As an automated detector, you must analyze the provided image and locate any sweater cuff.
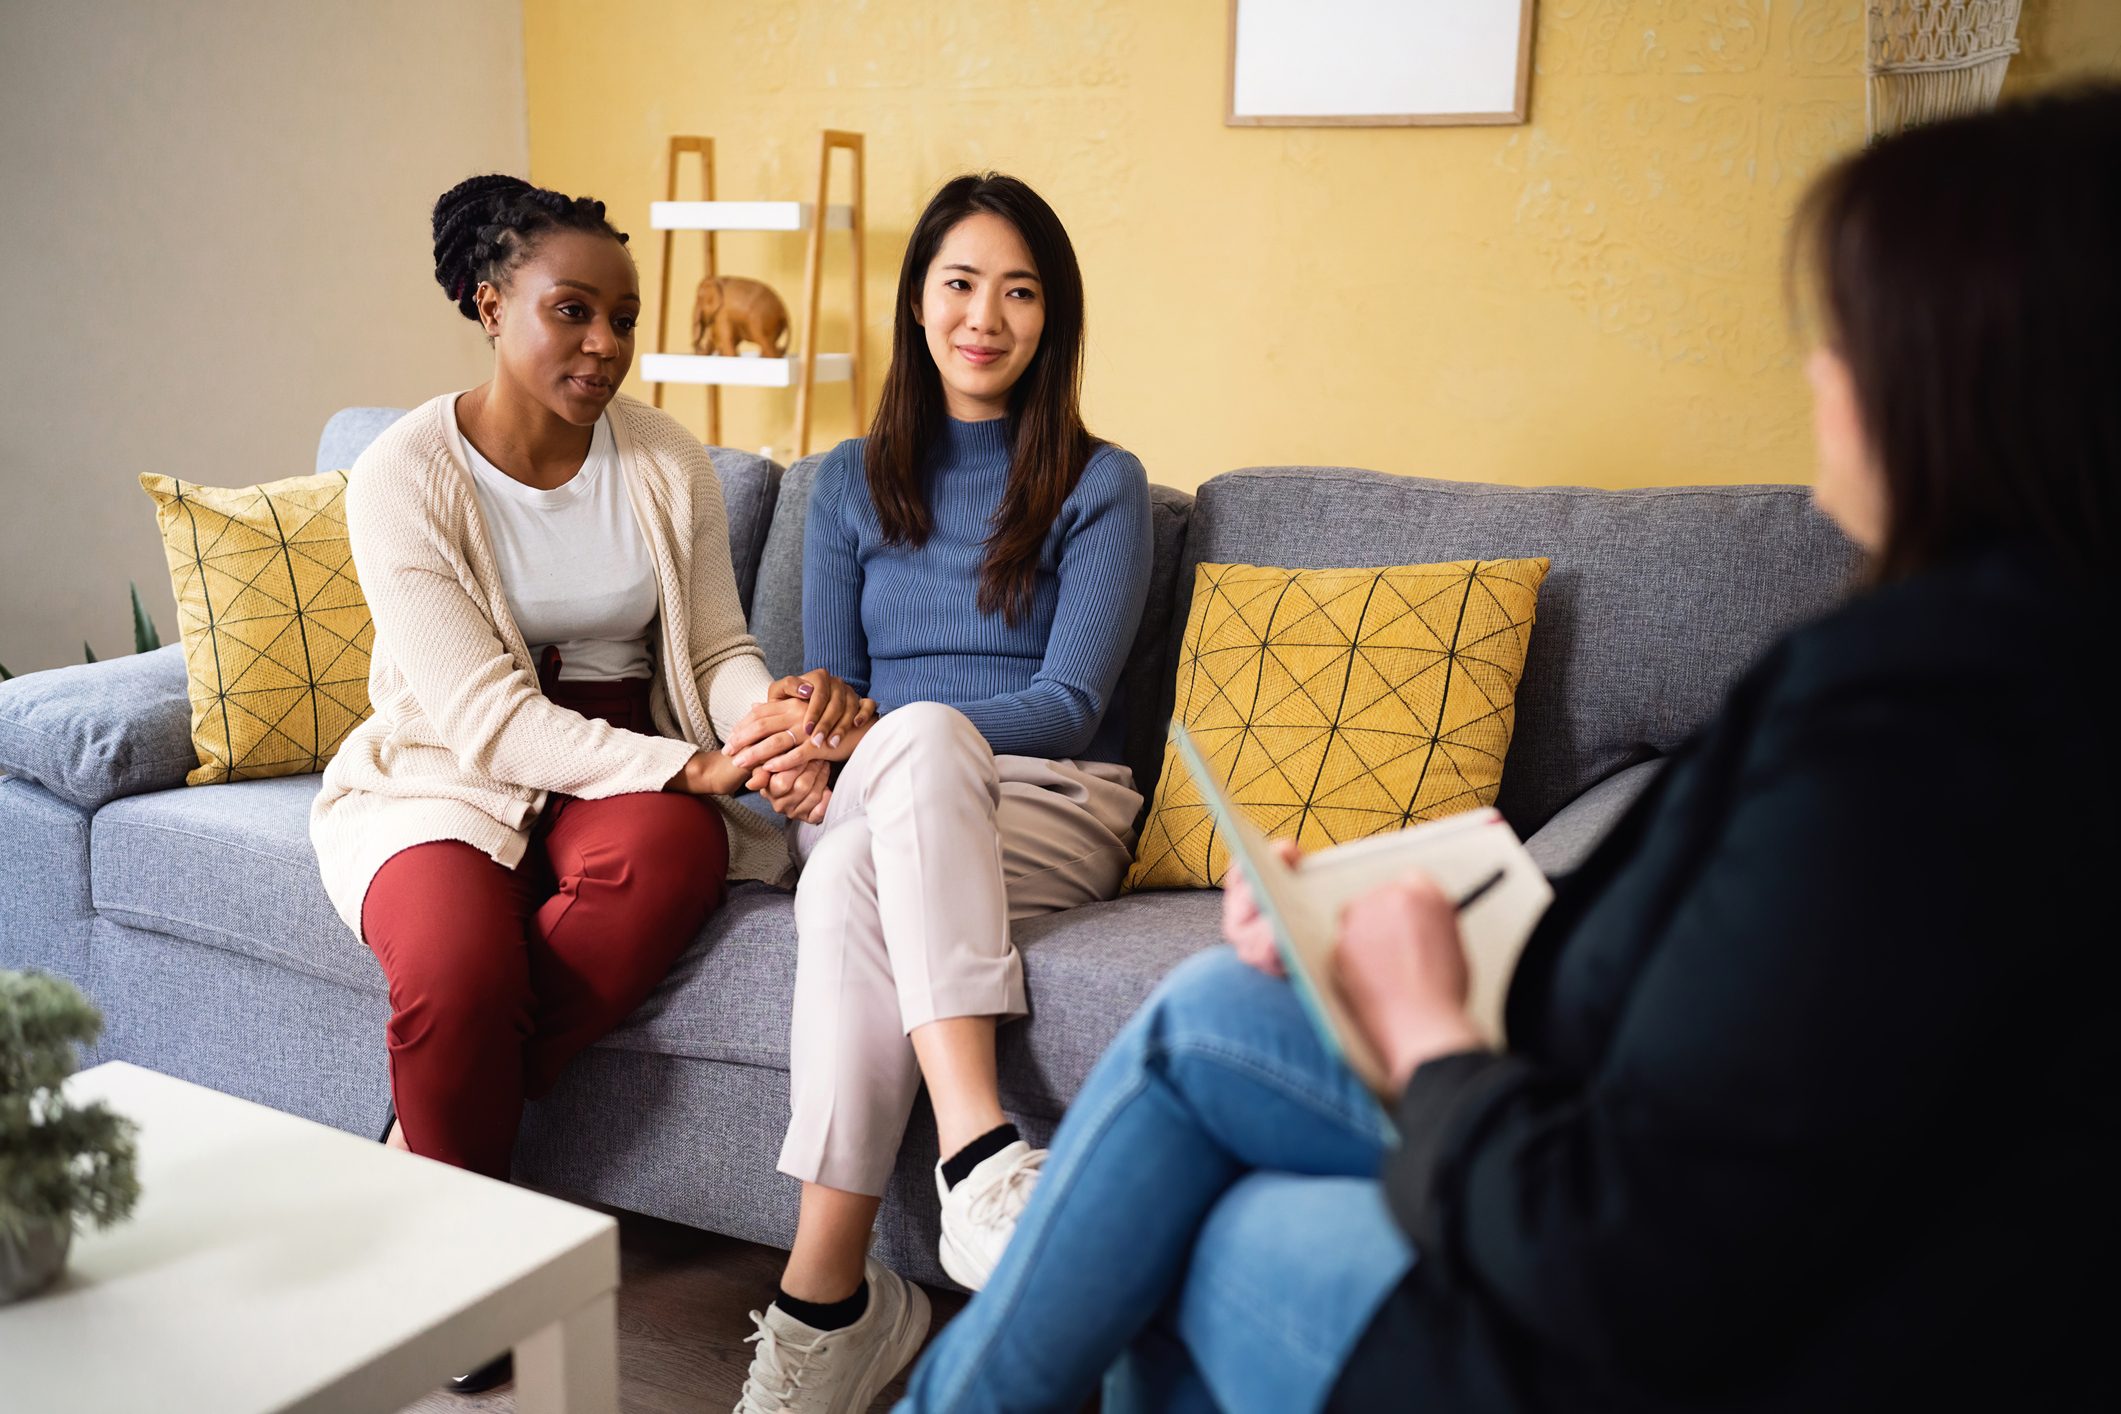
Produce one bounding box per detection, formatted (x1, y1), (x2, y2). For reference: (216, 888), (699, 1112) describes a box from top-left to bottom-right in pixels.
(1386, 1049), (1535, 1256)
(705, 651), (778, 743)
(578, 733), (699, 799)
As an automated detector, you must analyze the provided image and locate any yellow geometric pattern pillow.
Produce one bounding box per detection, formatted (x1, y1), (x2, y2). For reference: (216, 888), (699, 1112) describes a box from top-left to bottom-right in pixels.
(1126, 558), (1550, 891)
(139, 471), (373, 786)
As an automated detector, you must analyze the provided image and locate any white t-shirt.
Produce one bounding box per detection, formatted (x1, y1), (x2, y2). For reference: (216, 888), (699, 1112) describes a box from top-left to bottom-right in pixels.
(462, 415), (658, 682)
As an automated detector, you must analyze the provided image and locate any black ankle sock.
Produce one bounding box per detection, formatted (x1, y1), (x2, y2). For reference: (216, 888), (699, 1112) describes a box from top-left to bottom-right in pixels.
(941, 1122), (1022, 1190)
(776, 1280), (869, 1332)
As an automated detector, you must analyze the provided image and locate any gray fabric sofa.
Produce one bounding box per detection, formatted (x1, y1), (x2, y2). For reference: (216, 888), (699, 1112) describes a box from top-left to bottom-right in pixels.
(0, 408), (1861, 1287)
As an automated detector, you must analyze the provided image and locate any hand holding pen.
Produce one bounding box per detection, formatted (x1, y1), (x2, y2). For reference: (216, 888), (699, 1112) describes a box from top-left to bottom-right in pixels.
(1333, 868), (1491, 1091)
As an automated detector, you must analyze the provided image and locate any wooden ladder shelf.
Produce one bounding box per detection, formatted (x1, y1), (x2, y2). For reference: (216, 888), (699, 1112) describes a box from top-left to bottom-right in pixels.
(643, 131), (866, 459)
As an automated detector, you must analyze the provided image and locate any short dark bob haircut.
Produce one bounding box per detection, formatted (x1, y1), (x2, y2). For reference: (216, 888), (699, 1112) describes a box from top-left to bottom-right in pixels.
(1791, 84), (2118, 590)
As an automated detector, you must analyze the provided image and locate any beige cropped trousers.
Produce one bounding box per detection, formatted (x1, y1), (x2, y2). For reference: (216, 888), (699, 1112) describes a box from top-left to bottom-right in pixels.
(775, 701), (1142, 1196)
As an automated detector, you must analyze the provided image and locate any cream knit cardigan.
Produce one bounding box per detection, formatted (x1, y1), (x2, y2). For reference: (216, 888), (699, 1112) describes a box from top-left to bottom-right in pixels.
(311, 391), (791, 934)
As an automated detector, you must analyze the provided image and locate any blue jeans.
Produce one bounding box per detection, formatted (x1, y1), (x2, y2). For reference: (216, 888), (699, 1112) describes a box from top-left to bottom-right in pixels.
(896, 948), (1416, 1414)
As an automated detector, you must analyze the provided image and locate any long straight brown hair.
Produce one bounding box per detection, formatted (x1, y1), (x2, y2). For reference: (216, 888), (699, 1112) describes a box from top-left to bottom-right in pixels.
(865, 174), (1095, 625)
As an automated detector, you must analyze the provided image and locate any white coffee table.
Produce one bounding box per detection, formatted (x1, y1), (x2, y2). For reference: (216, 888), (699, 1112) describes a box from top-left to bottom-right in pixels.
(0, 1061), (619, 1413)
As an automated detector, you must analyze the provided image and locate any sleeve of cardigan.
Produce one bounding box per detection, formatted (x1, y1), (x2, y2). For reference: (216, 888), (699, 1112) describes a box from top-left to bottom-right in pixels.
(945, 446), (1153, 759)
(345, 451), (696, 797)
(679, 445), (776, 745)
(800, 442), (872, 698)
(1376, 663), (2059, 1387)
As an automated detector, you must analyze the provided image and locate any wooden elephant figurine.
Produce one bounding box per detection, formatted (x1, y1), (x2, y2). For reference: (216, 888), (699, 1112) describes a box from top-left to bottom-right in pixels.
(692, 275), (791, 358)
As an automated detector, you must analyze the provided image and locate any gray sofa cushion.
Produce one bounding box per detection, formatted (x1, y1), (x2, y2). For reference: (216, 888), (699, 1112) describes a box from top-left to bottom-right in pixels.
(751, 451), (825, 680)
(88, 767), (1224, 1119)
(1118, 486), (1197, 803)
(89, 915), (389, 1132)
(0, 779), (96, 989)
(0, 646), (195, 810)
(748, 449), (1196, 798)
(1522, 758), (1664, 877)
(90, 775), (369, 991)
(1165, 468), (1863, 833)
(707, 448), (783, 619)
(1003, 890), (1223, 1108)
(617, 883), (1224, 1115)
(315, 407), (409, 474)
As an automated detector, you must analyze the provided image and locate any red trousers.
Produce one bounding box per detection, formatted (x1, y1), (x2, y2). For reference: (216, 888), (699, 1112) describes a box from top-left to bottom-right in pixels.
(361, 674), (728, 1177)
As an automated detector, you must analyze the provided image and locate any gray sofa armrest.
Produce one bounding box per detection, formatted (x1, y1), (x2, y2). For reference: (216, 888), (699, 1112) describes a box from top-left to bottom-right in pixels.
(0, 777), (95, 990)
(0, 645), (196, 809)
(1523, 757), (1665, 877)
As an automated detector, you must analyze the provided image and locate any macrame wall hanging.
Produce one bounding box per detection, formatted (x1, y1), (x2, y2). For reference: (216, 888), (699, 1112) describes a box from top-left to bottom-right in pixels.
(1866, 1), (2024, 139)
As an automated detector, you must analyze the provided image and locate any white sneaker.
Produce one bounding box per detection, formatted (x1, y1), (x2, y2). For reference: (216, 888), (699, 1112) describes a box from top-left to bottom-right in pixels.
(734, 1258), (931, 1414)
(936, 1139), (1047, 1291)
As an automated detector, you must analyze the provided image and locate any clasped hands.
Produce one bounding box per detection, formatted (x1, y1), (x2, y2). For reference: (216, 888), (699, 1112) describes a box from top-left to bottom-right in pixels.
(664, 670), (874, 822)
(724, 670), (877, 824)
(1223, 839), (1486, 1091)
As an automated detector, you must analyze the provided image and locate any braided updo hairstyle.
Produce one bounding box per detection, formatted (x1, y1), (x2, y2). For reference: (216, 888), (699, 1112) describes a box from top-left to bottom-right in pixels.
(432, 174), (630, 322)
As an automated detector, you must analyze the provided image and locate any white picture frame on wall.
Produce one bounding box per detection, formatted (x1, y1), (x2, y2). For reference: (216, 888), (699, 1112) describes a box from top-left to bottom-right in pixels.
(1227, 0), (1535, 128)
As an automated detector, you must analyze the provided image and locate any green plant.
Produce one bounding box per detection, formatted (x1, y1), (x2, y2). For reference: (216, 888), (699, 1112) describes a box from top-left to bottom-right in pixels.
(0, 582), (161, 682)
(0, 970), (139, 1243)
(131, 582), (163, 654)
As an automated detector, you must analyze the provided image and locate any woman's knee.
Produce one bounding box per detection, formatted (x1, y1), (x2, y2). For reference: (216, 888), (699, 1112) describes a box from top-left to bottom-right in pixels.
(858, 701), (993, 778)
(379, 920), (527, 1030)
(1144, 946), (1278, 1037)
(365, 843), (527, 1001)
(1111, 946), (1322, 1092)
(1180, 1173), (1413, 1360)
(793, 817), (878, 932)
(790, 825), (897, 1018)
(643, 804), (728, 915)
(1196, 1173), (1407, 1280)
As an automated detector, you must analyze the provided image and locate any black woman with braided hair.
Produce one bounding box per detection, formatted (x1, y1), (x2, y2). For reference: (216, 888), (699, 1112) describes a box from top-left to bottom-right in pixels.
(309, 176), (872, 1394)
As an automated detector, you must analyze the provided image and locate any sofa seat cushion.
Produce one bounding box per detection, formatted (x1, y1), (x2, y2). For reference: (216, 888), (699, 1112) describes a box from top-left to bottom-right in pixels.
(91, 775), (376, 991)
(88, 779), (798, 1006)
(1004, 889), (1224, 1109)
(91, 772), (1222, 1114)
(608, 885), (1225, 1116)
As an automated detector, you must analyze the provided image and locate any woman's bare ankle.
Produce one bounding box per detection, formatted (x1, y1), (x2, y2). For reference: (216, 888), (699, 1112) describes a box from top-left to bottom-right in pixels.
(782, 1182), (881, 1303)
(385, 1120), (410, 1152)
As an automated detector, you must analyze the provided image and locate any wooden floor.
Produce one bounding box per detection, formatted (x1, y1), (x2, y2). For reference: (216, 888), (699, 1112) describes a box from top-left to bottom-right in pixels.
(399, 1208), (969, 1414)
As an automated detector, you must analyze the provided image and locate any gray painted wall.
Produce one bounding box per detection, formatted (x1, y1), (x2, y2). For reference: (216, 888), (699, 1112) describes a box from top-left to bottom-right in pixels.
(0, 0), (528, 673)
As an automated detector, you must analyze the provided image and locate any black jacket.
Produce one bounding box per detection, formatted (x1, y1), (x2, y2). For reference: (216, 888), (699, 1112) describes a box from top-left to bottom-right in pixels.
(1331, 546), (2116, 1411)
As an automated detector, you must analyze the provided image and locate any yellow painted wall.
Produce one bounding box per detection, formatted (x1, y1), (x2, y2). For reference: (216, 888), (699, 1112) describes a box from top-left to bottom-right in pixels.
(523, 1), (2119, 492)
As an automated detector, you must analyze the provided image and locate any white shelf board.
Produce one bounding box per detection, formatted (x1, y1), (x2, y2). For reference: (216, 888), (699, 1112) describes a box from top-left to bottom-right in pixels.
(640, 353), (853, 389)
(650, 201), (855, 232)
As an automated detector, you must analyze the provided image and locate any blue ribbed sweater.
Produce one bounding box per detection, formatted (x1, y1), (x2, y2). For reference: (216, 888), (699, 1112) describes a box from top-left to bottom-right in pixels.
(802, 417), (1153, 764)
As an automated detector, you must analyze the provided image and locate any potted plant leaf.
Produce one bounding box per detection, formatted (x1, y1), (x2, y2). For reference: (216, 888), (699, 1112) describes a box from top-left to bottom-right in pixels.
(0, 580), (163, 681)
(0, 970), (139, 1302)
